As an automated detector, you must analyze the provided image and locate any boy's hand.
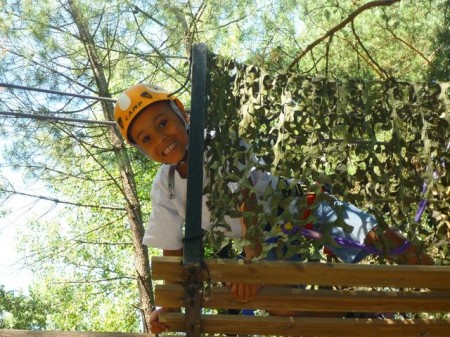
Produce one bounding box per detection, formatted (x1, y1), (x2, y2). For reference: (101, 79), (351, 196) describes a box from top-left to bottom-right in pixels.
(227, 282), (262, 302)
(151, 250), (183, 333)
(149, 307), (169, 334)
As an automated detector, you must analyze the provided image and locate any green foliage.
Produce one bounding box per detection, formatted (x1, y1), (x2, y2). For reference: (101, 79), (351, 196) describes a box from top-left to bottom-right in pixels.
(17, 205), (143, 331)
(0, 286), (49, 329)
(243, 1), (449, 81)
(26, 276), (140, 331)
(205, 54), (450, 262)
(428, 1), (450, 81)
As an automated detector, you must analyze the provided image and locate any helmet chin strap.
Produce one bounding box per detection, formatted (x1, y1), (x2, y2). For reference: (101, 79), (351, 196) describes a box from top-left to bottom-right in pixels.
(168, 148), (188, 199)
(167, 112), (189, 198)
(169, 100), (189, 130)
(176, 148), (189, 167)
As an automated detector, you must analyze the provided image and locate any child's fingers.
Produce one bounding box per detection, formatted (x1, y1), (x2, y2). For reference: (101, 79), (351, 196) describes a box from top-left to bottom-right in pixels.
(242, 284), (254, 301)
(149, 307), (169, 334)
(249, 284), (261, 299)
(229, 282), (262, 302)
(150, 321), (167, 334)
(230, 282), (246, 301)
(229, 282), (237, 297)
(236, 283), (246, 300)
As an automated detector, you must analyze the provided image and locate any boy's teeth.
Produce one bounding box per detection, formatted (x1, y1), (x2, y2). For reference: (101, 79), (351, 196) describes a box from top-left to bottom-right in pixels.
(163, 143), (175, 155)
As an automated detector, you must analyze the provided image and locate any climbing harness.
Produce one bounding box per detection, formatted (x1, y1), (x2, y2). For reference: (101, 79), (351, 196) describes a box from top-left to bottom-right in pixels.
(267, 185), (412, 258)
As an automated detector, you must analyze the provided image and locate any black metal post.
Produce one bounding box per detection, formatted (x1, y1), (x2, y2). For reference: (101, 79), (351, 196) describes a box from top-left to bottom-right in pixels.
(183, 42), (208, 337)
(184, 42), (207, 265)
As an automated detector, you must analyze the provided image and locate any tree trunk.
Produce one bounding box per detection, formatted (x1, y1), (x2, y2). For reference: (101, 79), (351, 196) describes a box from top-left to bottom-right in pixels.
(67, 0), (154, 331)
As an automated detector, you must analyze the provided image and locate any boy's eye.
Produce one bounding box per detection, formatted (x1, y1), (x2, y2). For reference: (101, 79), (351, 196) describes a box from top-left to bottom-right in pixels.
(159, 120), (168, 128)
(142, 135), (151, 144)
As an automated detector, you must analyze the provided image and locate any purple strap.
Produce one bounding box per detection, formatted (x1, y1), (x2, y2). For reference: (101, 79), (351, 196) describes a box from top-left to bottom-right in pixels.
(415, 169), (441, 222)
(298, 227), (411, 256)
(415, 180), (428, 222)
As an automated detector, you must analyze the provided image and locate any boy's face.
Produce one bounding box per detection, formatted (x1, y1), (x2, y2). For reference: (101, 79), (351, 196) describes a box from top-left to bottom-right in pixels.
(129, 101), (189, 164)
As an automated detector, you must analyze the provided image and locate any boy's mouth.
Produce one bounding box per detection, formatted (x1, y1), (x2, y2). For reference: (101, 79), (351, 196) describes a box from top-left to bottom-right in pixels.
(163, 142), (176, 156)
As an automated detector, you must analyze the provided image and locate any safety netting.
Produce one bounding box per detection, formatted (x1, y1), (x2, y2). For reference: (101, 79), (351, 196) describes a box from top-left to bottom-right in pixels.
(204, 53), (449, 261)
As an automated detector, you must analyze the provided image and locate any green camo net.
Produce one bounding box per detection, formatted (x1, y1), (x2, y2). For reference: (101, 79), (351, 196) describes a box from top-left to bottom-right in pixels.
(203, 53), (450, 261)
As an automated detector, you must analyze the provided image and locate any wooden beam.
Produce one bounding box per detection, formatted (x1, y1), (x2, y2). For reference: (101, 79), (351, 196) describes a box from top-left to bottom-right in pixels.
(152, 256), (450, 289)
(0, 331), (148, 337)
(160, 313), (450, 337)
(156, 284), (450, 313)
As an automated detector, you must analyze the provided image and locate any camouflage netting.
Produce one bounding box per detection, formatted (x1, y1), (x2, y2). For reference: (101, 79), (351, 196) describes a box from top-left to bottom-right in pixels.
(203, 54), (450, 262)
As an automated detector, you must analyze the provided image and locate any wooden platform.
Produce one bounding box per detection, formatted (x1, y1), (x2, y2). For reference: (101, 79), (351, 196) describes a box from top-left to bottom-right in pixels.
(152, 256), (450, 337)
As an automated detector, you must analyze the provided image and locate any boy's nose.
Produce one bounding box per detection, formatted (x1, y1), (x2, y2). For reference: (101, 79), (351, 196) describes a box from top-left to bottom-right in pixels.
(157, 133), (168, 144)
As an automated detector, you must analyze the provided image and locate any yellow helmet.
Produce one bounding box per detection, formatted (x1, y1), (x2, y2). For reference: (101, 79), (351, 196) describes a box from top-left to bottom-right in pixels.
(114, 83), (187, 144)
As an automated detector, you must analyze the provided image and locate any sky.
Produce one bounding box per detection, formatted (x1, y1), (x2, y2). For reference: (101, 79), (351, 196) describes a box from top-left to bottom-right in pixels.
(0, 168), (52, 293)
(0, 195), (35, 293)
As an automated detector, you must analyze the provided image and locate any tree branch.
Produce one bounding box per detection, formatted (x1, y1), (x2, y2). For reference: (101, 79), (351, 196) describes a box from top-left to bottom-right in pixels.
(340, 35), (385, 77)
(324, 34), (333, 76)
(351, 20), (388, 78)
(1, 188), (125, 211)
(384, 25), (431, 65)
(288, 0), (402, 71)
(132, 4), (166, 28)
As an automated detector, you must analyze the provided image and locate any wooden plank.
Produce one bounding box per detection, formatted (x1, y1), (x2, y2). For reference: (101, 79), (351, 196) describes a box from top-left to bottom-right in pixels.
(156, 284), (450, 313)
(151, 256), (450, 289)
(151, 256), (184, 282)
(0, 331), (146, 337)
(160, 313), (450, 337)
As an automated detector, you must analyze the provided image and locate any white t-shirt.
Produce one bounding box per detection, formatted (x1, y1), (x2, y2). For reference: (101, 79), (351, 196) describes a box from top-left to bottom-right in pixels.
(143, 164), (245, 250)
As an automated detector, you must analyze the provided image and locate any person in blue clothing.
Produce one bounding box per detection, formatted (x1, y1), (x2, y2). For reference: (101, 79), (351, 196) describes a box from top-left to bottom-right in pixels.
(113, 83), (434, 333)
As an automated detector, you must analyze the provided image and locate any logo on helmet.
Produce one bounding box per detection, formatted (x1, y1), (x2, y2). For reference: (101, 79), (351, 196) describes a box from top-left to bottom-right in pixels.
(125, 100), (143, 122)
(117, 117), (124, 129)
(141, 91), (153, 99)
